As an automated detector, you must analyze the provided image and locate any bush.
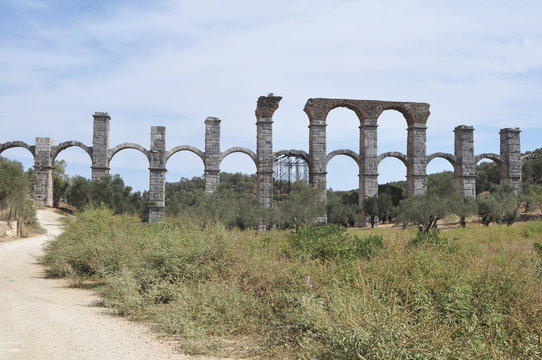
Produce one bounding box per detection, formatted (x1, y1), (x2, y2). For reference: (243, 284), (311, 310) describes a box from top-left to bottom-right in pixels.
(287, 224), (383, 261)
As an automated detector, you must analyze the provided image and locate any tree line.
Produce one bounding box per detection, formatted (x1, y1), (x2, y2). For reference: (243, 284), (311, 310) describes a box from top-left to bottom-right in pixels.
(23, 147), (542, 230)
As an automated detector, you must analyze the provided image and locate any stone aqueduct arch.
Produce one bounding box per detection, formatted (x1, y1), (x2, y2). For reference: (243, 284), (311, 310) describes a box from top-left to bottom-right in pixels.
(0, 96), (533, 223)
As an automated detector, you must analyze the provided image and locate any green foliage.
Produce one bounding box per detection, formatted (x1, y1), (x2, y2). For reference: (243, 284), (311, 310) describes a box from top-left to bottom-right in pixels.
(476, 161), (502, 194)
(0, 157), (37, 230)
(476, 185), (531, 226)
(276, 181), (325, 231)
(287, 224), (383, 261)
(427, 170), (456, 198)
(529, 184), (542, 211)
(396, 194), (452, 232)
(453, 196), (478, 227)
(378, 181), (406, 206)
(362, 196), (379, 228)
(407, 229), (452, 249)
(326, 190), (358, 226)
(522, 148), (542, 185)
(52, 160), (69, 207)
(65, 175), (147, 218)
(165, 175), (259, 229)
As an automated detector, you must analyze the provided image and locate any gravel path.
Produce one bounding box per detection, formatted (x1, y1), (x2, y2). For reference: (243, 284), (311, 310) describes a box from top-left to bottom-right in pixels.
(0, 209), (216, 360)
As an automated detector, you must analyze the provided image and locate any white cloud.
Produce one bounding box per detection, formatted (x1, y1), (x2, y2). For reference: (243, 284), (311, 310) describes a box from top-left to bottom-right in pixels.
(1, 0), (541, 190)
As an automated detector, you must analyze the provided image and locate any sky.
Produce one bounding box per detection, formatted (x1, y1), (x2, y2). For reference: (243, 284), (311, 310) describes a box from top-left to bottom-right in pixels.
(1, 0), (541, 192)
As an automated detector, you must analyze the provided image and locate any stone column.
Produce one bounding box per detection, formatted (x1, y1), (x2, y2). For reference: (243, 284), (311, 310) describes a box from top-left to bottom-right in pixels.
(33, 137), (54, 207)
(148, 126), (166, 222)
(255, 95), (282, 211)
(204, 117), (221, 193)
(454, 125), (476, 197)
(499, 127), (522, 193)
(406, 124), (428, 196)
(91, 112), (111, 180)
(308, 119), (327, 222)
(359, 118), (379, 226)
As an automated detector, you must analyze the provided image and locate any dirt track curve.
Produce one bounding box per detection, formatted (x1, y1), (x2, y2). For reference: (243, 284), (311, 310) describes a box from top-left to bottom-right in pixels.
(0, 209), (217, 360)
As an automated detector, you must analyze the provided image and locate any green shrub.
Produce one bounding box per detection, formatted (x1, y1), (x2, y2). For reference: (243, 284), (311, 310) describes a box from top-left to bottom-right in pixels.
(287, 224), (383, 261)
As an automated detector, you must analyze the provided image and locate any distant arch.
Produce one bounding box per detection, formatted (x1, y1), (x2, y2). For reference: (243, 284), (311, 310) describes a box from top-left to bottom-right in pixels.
(375, 106), (416, 127)
(219, 147), (257, 167)
(165, 145), (205, 164)
(52, 141), (92, 162)
(303, 98), (430, 126)
(108, 143), (150, 163)
(475, 153), (502, 165)
(0, 141), (35, 158)
(521, 152), (541, 163)
(326, 149), (360, 166)
(274, 149), (310, 166)
(426, 152), (457, 168)
(377, 151), (409, 168)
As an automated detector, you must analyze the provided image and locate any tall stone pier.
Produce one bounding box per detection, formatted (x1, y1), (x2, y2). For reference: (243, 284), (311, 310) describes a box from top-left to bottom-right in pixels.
(204, 117), (221, 193)
(255, 95), (282, 211)
(33, 137), (54, 207)
(500, 128), (522, 192)
(454, 125), (476, 197)
(91, 112), (111, 180)
(148, 126), (166, 221)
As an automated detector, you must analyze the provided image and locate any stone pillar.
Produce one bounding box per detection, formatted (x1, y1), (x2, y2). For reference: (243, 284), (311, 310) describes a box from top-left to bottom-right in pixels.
(499, 128), (522, 193)
(308, 118), (327, 222)
(454, 125), (476, 197)
(406, 124), (428, 196)
(92, 112), (111, 180)
(255, 95), (282, 211)
(148, 126), (166, 222)
(359, 118), (379, 226)
(204, 117), (221, 193)
(33, 137), (54, 207)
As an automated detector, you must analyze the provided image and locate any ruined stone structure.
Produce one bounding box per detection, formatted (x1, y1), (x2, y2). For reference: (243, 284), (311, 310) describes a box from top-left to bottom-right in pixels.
(0, 95), (533, 223)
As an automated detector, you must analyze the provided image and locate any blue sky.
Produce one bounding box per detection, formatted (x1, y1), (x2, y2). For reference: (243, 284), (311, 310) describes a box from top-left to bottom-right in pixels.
(1, 0), (541, 192)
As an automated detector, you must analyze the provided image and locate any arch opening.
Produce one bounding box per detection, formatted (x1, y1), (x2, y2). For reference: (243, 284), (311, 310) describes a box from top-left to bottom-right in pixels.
(108, 148), (150, 194)
(0, 147), (34, 171)
(273, 154), (309, 196)
(326, 107), (361, 155)
(426, 157), (456, 197)
(326, 155), (359, 191)
(377, 110), (408, 154)
(475, 159), (503, 195)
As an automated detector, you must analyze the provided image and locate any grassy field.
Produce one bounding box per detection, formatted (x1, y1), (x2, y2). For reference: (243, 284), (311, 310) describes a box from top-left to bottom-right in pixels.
(41, 208), (542, 359)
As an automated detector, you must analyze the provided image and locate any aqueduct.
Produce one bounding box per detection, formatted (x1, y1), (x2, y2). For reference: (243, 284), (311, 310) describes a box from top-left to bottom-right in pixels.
(0, 95), (529, 223)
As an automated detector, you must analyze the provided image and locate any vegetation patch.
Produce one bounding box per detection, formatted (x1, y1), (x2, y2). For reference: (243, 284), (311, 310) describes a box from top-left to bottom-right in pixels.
(40, 208), (542, 359)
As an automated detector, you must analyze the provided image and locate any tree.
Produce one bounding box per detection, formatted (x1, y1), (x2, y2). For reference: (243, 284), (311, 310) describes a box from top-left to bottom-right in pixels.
(52, 160), (69, 207)
(476, 185), (531, 226)
(396, 194), (452, 233)
(378, 181), (405, 206)
(452, 196), (477, 227)
(377, 193), (393, 224)
(65, 175), (147, 218)
(427, 171), (456, 198)
(277, 182), (325, 232)
(326, 190), (357, 227)
(0, 157), (36, 228)
(362, 196), (379, 228)
(476, 161), (501, 194)
(522, 148), (542, 185)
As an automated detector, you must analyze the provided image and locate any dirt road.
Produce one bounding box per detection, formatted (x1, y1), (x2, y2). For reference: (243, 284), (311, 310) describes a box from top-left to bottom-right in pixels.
(0, 209), (206, 360)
